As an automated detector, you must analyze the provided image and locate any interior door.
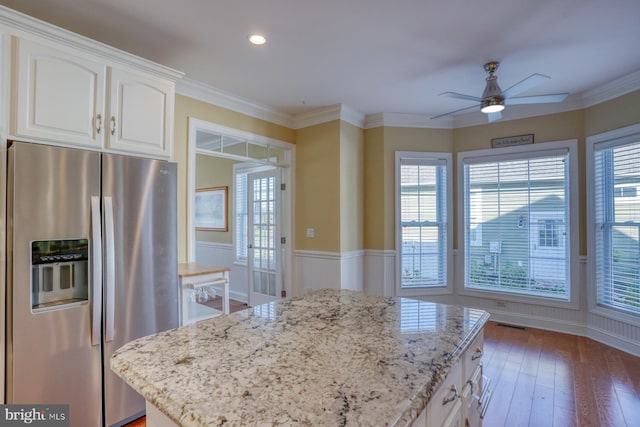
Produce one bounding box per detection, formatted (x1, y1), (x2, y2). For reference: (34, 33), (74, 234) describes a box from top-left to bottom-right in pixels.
(248, 169), (281, 306)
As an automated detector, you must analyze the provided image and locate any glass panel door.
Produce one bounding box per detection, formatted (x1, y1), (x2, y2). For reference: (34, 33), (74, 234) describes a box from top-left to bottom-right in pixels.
(248, 169), (281, 306)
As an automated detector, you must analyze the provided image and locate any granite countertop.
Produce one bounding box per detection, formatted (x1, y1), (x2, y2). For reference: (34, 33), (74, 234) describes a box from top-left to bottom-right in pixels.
(111, 289), (489, 427)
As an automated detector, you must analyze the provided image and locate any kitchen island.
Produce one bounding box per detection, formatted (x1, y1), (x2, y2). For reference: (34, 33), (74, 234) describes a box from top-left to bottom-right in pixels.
(111, 289), (490, 426)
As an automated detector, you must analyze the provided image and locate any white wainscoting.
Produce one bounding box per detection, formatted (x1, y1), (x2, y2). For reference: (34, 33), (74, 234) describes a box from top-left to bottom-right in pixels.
(451, 253), (640, 356)
(365, 250), (640, 357)
(294, 250), (364, 293)
(363, 250), (396, 297)
(195, 241), (248, 303)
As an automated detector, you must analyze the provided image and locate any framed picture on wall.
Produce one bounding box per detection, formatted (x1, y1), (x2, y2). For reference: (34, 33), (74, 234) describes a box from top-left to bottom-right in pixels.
(195, 186), (228, 231)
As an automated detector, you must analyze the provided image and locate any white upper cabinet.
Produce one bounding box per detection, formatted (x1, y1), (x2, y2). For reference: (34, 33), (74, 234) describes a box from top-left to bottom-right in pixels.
(11, 34), (180, 159)
(108, 67), (173, 157)
(15, 38), (105, 150)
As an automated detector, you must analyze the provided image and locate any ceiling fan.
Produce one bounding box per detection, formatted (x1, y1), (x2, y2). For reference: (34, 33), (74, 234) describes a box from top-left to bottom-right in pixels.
(431, 61), (569, 122)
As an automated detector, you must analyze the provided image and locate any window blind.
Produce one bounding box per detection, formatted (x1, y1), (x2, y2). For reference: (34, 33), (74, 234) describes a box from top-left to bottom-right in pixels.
(594, 140), (640, 315)
(234, 172), (248, 261)
(399, 158), (447, 288)
(464, 153), (570, 299)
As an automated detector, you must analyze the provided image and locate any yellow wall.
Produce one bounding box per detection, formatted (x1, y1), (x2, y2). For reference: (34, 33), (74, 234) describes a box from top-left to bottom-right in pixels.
(340, 121), (364, 252)
(363, 127), (386, 249)
(195, 154), (236, 244)
(173, 94), (295, 262)
(295, 121), (342, 252)
(584, 90), (640, 136)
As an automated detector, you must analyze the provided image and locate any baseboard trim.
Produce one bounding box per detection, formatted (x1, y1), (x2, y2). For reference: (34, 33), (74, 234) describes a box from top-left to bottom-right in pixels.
(587, 325), (640, 357)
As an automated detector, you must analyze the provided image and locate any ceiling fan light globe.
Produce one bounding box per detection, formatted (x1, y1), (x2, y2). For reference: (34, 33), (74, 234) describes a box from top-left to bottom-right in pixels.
(481, 96), (505, 114)
(481, 104), (505, 113)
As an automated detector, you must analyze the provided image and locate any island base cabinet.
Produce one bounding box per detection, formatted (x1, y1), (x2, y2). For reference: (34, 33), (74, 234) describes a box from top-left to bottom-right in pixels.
(146, 403), (179, 427)
(425, 359), (463, 426)
(417, 329), (489, 427)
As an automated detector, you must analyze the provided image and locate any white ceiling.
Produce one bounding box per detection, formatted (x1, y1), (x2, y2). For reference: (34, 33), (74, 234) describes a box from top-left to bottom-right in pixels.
(2, 0), (640, 127)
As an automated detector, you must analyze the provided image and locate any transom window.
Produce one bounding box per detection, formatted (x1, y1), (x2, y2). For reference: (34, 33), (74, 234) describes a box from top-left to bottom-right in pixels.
(459, 140), (578, 304)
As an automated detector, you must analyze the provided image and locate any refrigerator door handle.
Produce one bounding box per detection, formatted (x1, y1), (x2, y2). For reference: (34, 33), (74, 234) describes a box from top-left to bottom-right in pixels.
(90, 196), (103, 347)
(104, 196), (116, 342)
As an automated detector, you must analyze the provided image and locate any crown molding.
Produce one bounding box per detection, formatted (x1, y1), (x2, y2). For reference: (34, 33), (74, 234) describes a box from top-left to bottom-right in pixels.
(581, 68), (640, 108)
(364, 112), (453, 129)
(0, 5), (183, 81)
(292, 104), (365, 129)
(176, 77), (294, 128)
(177, 78), (367, 130)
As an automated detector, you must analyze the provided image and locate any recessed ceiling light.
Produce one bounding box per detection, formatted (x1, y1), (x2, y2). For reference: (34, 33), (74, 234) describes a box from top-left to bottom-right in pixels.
(248, 34), (266, 45)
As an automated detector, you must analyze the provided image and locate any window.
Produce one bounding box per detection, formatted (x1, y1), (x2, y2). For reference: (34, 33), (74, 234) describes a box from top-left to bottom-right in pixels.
(614, 186), (637, 198)
(539, 219), (560, 248)
(233, 163), (276, 263)
(459, 140), (578, 303)
(590, 125), (640, 318)
(234, 170), (248, 262)
(395, 152), (452, 294)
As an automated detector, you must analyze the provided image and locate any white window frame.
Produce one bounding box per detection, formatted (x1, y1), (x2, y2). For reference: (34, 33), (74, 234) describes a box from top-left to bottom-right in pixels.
(395, 151), (453, 297)
(457, 140), (580, 309)
(587, 123), (640, 327)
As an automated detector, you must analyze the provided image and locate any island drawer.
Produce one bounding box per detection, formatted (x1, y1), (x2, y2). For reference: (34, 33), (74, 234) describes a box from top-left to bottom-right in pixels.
(463, 329), (484, 377)
(426, 358), (463, 426)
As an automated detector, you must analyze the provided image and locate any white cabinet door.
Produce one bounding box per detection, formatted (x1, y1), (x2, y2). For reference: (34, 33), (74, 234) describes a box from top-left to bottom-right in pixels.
(108, 67), (173, 158)
(15, 38), (105, 149)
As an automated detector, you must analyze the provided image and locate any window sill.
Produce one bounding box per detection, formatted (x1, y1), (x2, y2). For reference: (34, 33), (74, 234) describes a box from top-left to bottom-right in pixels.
(397, 285), (453, 298)
(458, 286), (580, 310)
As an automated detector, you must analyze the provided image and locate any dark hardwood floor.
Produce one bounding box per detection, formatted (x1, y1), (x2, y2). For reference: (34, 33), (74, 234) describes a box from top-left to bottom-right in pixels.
(482, 321), (640, 427)
(125, 317), (640, 427)
(199, 296), (249, 313)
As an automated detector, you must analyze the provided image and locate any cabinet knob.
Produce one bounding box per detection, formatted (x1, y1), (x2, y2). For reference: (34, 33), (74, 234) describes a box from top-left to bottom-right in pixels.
(442, 384), (459, 406)
(95, 114), (102, 134)
(110, 116), (116, 136)
(472, 347), (483, 360)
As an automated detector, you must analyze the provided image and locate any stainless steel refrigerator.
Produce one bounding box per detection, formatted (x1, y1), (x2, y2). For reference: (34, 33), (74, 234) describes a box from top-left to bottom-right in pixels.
(5, 141), (179, 426)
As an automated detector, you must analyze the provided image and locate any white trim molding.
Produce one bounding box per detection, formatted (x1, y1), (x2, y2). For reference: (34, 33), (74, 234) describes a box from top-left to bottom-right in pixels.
(364, 250), (396, 297)
(294, 250), (364, 294)
(177, 77), (293, 128)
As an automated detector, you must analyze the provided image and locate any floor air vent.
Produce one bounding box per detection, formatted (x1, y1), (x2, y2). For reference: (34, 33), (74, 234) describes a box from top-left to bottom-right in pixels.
(496, 323), (527, 331)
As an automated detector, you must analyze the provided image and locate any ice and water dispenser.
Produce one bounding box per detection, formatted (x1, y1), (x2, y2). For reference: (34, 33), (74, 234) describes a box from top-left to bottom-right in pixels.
(31, 239), (89, 310)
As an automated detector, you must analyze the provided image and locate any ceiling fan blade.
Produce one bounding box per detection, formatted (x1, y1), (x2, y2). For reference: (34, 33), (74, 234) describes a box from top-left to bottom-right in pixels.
(488, 111), (502, 122)
(439, 91), (483, 103)
(430, 104), (480, 120)
(505, 93), (569, 105)
(501, 73), (550, 98)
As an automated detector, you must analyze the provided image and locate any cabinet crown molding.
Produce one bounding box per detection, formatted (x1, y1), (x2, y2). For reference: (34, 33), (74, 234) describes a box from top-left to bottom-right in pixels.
(0, 5), (184, 82)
